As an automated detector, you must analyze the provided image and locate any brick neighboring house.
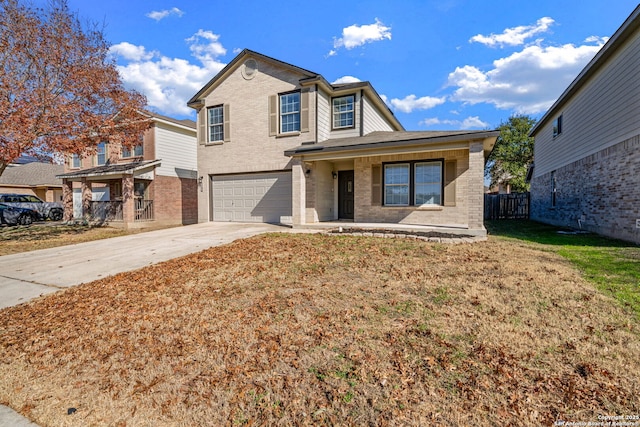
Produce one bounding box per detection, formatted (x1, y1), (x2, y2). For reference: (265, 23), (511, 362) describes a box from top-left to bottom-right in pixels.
(188, 49), (498, 236)
(529, 5), (640, 244)
(0, 161), (63, 202)
(57, 111), (197, 228)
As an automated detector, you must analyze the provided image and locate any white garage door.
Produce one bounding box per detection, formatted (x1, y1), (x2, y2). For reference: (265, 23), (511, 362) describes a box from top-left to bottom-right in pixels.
(211, 171), (292, 223)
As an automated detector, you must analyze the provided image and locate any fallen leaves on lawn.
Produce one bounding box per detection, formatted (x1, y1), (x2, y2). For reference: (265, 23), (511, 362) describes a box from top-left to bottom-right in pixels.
(0, 233), (639, 426)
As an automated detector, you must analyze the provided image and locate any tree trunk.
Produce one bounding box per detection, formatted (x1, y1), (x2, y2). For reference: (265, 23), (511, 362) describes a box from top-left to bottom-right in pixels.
(0, 161), (8, 178)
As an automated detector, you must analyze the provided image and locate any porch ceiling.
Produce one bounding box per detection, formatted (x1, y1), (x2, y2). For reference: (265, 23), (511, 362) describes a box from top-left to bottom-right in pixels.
(56, 160), (160, 182)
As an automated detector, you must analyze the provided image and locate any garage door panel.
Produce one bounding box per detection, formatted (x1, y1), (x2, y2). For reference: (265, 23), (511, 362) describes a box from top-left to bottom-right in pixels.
(211, 172), (292, 223)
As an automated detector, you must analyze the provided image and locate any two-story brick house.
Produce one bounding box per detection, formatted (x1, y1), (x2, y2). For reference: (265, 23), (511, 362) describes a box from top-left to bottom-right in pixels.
(57, 111), (198, 228)
(189, 50), (498, 235)
(529, 5), (640, 244)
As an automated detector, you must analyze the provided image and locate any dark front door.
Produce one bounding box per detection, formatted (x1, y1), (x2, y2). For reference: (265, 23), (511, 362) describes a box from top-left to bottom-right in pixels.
(338, 170), (354, 220)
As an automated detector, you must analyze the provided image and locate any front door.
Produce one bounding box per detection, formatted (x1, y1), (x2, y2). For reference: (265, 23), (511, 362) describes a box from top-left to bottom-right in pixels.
(338, 170), (354, 220)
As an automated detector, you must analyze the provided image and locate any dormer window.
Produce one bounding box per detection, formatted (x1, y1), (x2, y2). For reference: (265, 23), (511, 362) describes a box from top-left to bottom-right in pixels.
(332, 95), (355, 129)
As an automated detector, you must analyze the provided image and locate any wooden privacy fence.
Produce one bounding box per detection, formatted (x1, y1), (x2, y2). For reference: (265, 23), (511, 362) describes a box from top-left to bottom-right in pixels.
(484, 192), (530, 220)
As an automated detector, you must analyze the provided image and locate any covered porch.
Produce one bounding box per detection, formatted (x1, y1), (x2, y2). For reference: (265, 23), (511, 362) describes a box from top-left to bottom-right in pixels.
(285, 130), (499, 235)
(57, 160), (159, 229)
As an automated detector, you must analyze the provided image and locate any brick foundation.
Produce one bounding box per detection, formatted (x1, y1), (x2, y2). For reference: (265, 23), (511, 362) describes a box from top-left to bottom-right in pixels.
(530, 134), (640, 244)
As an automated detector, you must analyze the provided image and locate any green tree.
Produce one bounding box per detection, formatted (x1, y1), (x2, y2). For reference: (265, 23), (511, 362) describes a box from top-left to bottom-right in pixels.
(0, 0), (149, 177)
(486, 115), (537, 193)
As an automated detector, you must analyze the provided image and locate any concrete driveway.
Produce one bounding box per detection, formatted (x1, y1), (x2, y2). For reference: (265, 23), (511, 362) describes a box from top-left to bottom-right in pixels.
(0, 222), (303, 309)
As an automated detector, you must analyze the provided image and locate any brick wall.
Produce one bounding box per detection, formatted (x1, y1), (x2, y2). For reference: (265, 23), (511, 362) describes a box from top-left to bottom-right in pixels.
(530, 134), (640, 244)
(153, 175), (198, 226)
(353, 150), (473, 228)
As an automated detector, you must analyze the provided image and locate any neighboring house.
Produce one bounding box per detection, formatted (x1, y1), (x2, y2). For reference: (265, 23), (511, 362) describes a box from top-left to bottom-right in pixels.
(188, 49), (498, 235)
(0, 161), (63, 202)
(57, 111), (198, 228)
(529, 5), (640, 244)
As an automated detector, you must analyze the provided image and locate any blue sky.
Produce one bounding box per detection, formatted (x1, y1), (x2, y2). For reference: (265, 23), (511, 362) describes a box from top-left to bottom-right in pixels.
(50, 0), (639, 130)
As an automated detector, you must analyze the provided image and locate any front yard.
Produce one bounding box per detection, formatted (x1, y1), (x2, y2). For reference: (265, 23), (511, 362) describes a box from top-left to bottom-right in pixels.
(0, 225), (639, 426)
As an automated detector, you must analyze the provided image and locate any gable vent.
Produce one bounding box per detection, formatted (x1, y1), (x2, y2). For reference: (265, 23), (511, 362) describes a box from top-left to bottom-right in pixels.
(242, 59), (258, 80)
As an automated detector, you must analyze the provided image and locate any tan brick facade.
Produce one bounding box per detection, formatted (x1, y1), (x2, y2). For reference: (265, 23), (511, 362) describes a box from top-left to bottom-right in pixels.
(190, 50), (495, 231)
(297, 146), (487, 231)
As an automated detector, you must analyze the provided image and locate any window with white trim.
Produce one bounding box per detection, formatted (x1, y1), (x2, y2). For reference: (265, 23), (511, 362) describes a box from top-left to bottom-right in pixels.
(383, 160), (443, 207)
(71, 154), (80, 168)
(280, 92), (300, 133)
(96, 142), (107, 166)
(332, 95), (355, 129)
(122, 145), (143, 158)
(208, 105), (224, 142)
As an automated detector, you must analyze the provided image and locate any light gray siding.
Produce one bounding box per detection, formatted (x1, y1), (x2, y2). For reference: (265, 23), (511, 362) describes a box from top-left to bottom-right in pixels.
(317, 89), (331, 142)
(155, 123), (197, 178)
(362, 95), (395, 135)
(534, 32), (640, 177)
(328, 92), (361, 140)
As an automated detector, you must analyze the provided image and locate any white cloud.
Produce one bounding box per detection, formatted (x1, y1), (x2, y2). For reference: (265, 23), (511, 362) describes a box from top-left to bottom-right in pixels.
(389, 94), (446, 113)
(447, 38), (606, 114)
(146, 7), (184, 21)
(330, 18), (391, 55)
(186, 30), (227, 68)
(109, 42), (156, 62)
(332, 76), (361, 84)
(470, 17), (554, 47)
(109, 30), (228, 116)
(419, 116), (489, 130)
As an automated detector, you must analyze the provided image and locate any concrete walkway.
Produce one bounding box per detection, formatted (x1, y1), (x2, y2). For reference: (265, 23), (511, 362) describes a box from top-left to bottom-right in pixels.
(0, 221), (307, 426)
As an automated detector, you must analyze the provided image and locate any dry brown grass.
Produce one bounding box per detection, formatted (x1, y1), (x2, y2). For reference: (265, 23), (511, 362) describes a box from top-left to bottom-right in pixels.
(0, 233), (638, 426)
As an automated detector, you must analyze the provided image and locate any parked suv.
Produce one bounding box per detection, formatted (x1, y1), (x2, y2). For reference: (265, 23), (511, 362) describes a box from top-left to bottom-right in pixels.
(0, 194), (64, 221)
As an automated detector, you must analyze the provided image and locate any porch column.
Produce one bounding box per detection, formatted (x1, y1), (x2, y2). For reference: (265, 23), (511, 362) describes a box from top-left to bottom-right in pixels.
(62, 179), (74, 222)
(122, 174), (135, 226)
(292, 159), (306, 226)
(81, 178), (92, 221)
(468, 141), (485, 230)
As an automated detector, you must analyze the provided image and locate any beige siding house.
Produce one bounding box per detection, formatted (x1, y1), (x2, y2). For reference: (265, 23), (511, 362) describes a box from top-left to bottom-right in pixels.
(189, 50), (498, 235)
(530, 4), (640, 243)
(57, 112), (198, 228)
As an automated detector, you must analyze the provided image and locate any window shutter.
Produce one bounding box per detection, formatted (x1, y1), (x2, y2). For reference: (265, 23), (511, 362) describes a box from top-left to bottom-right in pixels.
(269, 95), (277, 136)
(300, 89), (309, 133)
(223, 104), (230, 142)
(444, 160), (457, 206)
(371, 164), (382, 206)
(198, 107), (207, 145)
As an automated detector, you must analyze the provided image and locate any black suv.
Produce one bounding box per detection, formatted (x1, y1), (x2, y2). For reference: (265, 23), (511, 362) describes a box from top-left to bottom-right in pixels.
(0, 194), (64, 221)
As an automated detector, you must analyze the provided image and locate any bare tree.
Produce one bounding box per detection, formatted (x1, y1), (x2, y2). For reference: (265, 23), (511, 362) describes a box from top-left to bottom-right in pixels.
(0, 0), (149, 176)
